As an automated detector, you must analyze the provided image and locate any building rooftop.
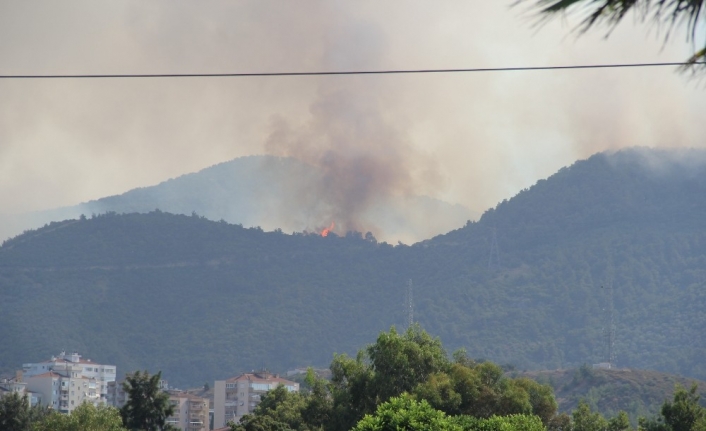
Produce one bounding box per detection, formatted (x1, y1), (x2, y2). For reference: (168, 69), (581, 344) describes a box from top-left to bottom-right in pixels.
(27, 371), (63, 379)
(224, 372), (297, 385)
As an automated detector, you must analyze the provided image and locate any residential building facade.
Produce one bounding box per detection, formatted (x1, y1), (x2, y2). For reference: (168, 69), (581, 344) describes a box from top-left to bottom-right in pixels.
(166, 392), (210, 431)
(24, 370), (98, 413)
(213, 371), (299, 428)
(22, 351), (116, 405)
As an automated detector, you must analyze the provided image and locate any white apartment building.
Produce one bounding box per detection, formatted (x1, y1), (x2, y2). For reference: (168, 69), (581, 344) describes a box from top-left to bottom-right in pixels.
(22, 351), (116, 405)
(213, 371), (299, 428)
(24, 370), (100, 413)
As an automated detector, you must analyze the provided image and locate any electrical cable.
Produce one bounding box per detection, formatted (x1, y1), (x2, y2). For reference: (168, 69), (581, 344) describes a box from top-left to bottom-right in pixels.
(0, 62), (704, 79)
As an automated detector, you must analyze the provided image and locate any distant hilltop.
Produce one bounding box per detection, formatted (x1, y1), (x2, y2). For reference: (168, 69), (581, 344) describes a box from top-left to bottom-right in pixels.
(0, 155), (474, 244)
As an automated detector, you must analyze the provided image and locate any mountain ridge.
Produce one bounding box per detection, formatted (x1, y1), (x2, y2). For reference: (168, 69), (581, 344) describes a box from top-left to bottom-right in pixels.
(0, 155), (474, 244)
(1, 147), (704, 387)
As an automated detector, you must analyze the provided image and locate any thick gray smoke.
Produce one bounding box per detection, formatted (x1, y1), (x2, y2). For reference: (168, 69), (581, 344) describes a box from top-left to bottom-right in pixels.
(1, 1), (705, 242)
(264, 84), (441, 235)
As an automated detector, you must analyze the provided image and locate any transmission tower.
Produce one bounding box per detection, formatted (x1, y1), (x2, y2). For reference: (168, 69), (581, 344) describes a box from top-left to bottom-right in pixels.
(488, 227), (501, 269)
(602, 284), (616, 367)
(404, 279), (414, 329)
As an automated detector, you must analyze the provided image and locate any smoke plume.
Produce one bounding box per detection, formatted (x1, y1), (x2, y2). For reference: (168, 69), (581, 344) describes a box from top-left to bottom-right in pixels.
(264, 83), (441, 235)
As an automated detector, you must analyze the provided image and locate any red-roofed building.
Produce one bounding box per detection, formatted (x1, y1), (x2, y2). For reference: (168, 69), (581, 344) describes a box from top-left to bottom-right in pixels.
(213, 371), (299, 428)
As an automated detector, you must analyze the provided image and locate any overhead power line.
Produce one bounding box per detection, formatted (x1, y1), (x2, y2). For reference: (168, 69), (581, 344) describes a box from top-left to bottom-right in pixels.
(0, 61), (703, 79)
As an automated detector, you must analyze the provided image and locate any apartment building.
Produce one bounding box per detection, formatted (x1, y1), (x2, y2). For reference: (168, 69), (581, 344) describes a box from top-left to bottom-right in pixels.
(213, 371), (299, 428)
(166, 392), (210, 431)
(1, 372), (42, 407)
(106, 377), (169, 410)
(24, 370), (100, 413)
(106, 380), (128, 409)
(22, 351), (116, 404)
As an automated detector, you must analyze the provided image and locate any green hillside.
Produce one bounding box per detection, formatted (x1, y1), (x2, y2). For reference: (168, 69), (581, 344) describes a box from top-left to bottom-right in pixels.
(519, 367), (706, 425)
(1, 148), (704, 387)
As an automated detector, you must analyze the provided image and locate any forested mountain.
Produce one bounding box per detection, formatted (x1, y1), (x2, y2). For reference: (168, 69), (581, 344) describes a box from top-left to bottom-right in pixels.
(0, 148), (704, 387)
(0, 155), (472, 244)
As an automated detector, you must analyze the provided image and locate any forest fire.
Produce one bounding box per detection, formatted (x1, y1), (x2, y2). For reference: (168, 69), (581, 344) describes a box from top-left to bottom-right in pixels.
(321, 222), (335, 237)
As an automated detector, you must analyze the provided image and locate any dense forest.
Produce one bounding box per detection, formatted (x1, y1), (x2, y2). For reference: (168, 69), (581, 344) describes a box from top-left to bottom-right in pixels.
(0, 148), (704, 388)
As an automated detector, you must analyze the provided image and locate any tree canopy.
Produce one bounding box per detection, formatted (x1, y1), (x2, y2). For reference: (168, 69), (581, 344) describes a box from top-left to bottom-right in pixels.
(640, 384), (706, 431)
(233, 326), (558, 431)
(0, 392), (51, 431)
(524, 0), (706, 72)
(352, 396), (461, 431)
(119, 371), (175, 431)
(33, 403), (127, 431)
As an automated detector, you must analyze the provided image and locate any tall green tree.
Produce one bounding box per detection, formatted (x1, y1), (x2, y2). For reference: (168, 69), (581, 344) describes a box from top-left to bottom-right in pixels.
(453, 413), (547, 431)
(33, 403), (127, 431)
(330, 326), (449, 430)
(0, 392), (31, 431)
(522, 0), (706, 71)
(413, 361), (556, 422)
(232, 385), (310, 431)
(0, 392), (51, 431)
(119, 371), (175, 431)
(548, 412), (573, 431)
(607, 411), (631, 431)
(367, 325), (449, 402)
(300, 369), (333, 430)
(352, 396), (461, 431)
(661, 384), (705, 431)
(639, 384), (706, 431)
(572, 400), (608, 431)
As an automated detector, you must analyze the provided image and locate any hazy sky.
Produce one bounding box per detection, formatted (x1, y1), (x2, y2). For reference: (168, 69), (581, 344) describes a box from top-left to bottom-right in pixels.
(1, 0), (704, 219)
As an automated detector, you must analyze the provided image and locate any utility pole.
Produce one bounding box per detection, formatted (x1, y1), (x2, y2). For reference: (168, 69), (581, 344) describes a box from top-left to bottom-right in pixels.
(405, 279), (414, 329)
(602, 284), (616, 368)
(488, 227), (500, 269)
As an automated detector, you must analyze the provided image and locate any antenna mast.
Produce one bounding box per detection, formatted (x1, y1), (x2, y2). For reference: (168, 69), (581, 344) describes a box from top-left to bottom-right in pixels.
(602, 284), (616, 368)
(405, 279), (414, 329)
(488, 227), (500, 269)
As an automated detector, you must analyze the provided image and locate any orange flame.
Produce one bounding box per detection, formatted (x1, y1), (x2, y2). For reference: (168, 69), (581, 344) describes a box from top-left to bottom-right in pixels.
(321, 222), (335, 237)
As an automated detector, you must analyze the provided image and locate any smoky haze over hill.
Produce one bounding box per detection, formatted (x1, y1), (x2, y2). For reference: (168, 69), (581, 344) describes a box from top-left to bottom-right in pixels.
(0, 155), (473, 244)
(0, 148), (704, 387)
